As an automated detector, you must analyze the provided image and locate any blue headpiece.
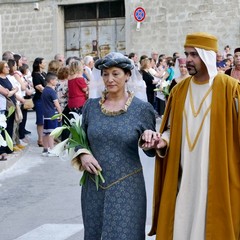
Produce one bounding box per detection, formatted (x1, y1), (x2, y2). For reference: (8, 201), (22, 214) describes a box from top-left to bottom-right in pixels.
(94, 52), (134, 71)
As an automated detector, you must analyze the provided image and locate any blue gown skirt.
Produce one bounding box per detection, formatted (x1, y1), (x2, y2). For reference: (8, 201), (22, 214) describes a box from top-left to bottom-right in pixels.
(81, 171), (147, 240)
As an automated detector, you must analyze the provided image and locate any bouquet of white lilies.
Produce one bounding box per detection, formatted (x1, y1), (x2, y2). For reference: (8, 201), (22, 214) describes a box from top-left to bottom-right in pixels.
(0, 107), (14, 150)
(50, 112), (105, 190)
(154, 79), (171, 97)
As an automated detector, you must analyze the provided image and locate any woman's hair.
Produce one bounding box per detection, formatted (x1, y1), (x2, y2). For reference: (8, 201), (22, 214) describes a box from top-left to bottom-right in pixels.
(2, 51), (14, 61)
(100, 67), (131, 76)
(224, 45), (230, 50)
(0, 61), (7, 73)
(166, 57), (175, 67)
(128, 52), (136, 59)
(66, 57), (74, 66)
(19, 63), (29, 75)
(13, 53), (22, 69)
(69, 60), (83, 76)
(32, 57), (44, 73)
(8, 59), (16, 75)
(48, 60), (61, 74)
(66, 56), (81, 66)
(157, 57), (166, 68)
(139, 55), (148, 65)
(140, 58), (150, 71)
(57, 66), (69, 80)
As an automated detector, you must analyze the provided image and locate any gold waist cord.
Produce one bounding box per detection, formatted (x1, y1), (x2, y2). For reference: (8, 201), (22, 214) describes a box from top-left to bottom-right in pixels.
(90, 168), (143, 190)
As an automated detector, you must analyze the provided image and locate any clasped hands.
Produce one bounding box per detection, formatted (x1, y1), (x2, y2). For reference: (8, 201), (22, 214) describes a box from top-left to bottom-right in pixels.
(141, 130), (167, 150)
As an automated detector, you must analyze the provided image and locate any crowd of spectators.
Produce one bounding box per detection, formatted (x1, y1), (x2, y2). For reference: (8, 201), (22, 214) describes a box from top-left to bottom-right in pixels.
(0, 44), (239, 160)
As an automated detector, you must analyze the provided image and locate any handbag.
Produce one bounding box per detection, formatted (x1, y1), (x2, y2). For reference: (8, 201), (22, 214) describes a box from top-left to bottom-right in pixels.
(6, 97), (15, 111)
(23, 98), (34, 110)
(15, 104), (23, 123)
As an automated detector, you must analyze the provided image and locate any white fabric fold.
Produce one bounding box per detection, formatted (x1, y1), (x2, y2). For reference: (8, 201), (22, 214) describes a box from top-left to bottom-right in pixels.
(195, 48), (218, 86)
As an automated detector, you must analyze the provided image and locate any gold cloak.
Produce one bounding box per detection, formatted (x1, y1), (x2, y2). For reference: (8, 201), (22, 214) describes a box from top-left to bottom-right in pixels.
(149, 74), (240, 240)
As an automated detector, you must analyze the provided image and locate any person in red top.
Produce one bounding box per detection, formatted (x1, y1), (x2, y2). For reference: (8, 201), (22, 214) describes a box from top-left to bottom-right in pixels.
(68, 60), (88, 114)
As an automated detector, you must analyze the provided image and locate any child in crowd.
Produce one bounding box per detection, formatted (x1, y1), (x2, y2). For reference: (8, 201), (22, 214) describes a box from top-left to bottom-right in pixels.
(41, 72), (62, 157)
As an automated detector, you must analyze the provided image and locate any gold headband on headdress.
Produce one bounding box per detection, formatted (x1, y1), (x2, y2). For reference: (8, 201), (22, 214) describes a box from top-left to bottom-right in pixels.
(184, 32), (218, 52)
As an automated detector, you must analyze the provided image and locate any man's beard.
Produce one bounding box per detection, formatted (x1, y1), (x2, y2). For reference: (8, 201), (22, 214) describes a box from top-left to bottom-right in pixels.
(186, 65), (197, 76)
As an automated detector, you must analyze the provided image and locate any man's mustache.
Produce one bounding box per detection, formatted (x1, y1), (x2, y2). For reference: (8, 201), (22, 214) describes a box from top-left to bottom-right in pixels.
(186, 63), (195, 68)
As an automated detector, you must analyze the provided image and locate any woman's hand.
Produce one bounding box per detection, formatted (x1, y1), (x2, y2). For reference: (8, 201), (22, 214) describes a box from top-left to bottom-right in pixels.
(141, 130), (167, 149)
(80, 153), (102, 175)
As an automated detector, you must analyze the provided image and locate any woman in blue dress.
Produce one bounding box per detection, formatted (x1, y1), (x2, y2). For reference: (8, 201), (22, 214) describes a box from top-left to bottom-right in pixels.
(74, 52), (157, 240)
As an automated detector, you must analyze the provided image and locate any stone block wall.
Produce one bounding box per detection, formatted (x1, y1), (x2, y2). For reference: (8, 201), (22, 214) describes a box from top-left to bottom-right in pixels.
(0, 0), (239, 66)
(126, 0), (240, 57)
(0, 0), (63, 66)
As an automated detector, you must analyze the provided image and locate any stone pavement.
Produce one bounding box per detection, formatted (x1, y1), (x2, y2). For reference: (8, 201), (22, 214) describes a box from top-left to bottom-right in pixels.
(0, 111), (38, 173)
(0, 147), (26, 173)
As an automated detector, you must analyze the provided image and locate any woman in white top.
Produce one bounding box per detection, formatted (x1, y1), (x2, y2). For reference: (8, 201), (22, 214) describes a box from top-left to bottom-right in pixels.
(7, 59), (27, 150)
(0, 85), (9, 114)
(14, 54), (32, 144)
(0, 85), (9, 161)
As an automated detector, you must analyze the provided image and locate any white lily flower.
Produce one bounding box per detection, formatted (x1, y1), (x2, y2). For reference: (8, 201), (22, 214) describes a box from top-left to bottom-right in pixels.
(69, 112), (82, 128)
(59, 149), (69, 161)
(68, 147), (76, 161)
(50, 138), (69, 156)
(0, 114), (7, 129)
(50, 126), (68, 138)
(0, 134), (7, 147)
(58, 143), (78, 162)
(161, 80), (170, 88)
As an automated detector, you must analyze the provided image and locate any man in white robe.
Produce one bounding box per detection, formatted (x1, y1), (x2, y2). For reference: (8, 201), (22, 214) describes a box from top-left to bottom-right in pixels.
(141, 32), (240, 240)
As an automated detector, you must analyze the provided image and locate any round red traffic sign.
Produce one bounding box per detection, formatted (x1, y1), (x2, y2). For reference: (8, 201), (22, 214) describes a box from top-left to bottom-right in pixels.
(134, 7), (146, 22)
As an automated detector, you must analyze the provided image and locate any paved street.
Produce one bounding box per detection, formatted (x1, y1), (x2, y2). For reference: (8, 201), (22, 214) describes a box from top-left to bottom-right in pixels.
(0, 111), (159, 240)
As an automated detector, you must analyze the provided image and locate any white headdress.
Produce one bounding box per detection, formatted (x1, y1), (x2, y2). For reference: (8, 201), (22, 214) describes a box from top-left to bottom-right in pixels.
(195, 48), (218, 86)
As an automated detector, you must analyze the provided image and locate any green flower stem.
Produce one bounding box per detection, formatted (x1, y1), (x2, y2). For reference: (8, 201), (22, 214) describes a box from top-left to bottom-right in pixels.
(98, 171), (105, 183)
(95, 174), (99, 191)
(51, 113), (71, 127)
(80, 170), (105, 191)
(79, 171), (88, 186)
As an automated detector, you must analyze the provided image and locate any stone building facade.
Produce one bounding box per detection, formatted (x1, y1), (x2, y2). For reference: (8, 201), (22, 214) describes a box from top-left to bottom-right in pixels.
(0, 0), (239, 65)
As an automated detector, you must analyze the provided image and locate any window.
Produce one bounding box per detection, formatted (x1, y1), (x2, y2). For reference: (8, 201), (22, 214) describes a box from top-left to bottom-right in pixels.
(99, 1), (125, 18)
(64, 0), (125, 21)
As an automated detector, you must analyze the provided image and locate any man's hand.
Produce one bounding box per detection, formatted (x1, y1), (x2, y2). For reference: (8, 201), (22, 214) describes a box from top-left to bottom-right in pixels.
(141, 130), (167, 149)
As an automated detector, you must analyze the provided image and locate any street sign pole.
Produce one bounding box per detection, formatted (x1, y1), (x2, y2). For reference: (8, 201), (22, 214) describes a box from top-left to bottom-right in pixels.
(134, 7), (146, 31)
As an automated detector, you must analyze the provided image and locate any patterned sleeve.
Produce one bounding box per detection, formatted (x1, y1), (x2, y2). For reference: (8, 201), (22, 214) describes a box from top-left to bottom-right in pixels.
(141, 102), (156, 131)
(140, 101), (156, 157)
